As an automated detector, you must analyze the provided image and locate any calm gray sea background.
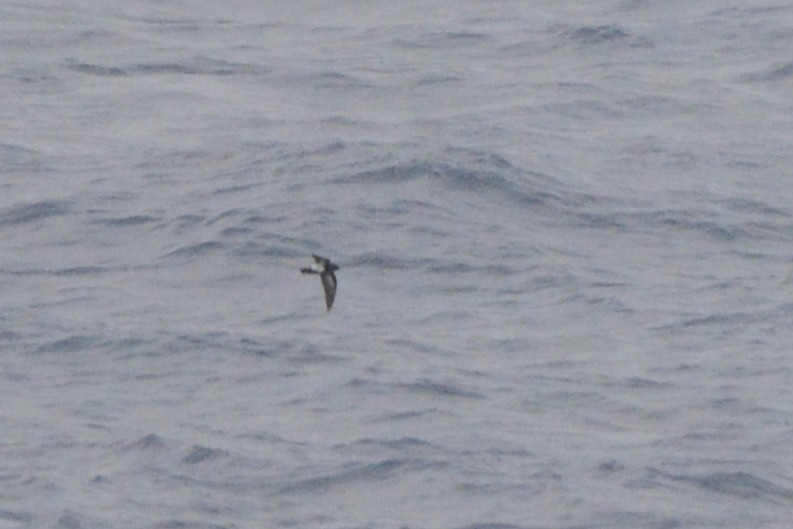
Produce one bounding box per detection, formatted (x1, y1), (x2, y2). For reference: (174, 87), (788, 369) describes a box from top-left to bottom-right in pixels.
(2, 1), (793, 528)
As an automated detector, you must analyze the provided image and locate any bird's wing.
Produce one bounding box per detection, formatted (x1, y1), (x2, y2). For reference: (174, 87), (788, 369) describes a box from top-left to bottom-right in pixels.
(312, 254), (330, 267)
(320, 272), (337, 310)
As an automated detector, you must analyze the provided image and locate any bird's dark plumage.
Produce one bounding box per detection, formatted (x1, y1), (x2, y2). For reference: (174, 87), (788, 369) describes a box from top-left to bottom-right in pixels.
(301, 254), (339, 310)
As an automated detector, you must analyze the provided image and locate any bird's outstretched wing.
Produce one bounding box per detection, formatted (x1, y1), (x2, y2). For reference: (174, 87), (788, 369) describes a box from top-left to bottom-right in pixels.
(320, 272), (337, 310)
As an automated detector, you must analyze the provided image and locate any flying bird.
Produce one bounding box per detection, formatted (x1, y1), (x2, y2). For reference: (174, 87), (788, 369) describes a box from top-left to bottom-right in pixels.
(301, 254), (339, 310)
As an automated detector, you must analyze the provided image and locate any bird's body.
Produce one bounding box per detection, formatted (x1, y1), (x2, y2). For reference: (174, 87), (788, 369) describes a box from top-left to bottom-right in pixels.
(301, 254), (339, 310)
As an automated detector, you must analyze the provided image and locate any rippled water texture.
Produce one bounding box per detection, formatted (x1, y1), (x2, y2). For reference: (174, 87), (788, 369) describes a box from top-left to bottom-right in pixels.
(2, 1), (793, 528)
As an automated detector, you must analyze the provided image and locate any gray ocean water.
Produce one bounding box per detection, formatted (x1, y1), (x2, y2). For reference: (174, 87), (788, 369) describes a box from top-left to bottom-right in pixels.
(3, 1), (793, 528)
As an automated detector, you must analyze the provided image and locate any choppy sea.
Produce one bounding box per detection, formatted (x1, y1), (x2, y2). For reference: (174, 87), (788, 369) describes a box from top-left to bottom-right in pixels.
(3, 1), (793, 528)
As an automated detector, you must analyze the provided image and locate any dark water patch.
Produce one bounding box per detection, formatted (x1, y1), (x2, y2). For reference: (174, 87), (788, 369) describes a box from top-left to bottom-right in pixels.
(729, 247), (783, 261)
(394, 197), (454, 216)
(356, 197), (453, 220)
(161, 241), (224, 259)
(432, 31), (493, 44)
(597, 511), (684, 529)
(161, 331), (252, 356)
(385, 337), (453, 357)
(569, 25), (630, 44)
(456, 524), (528, 529)
(481, 337), (533, 353)
(554, 23), (652, 50)
(335, 161), (436, 185)
(0, 369), (28, 382)
(437, 164), (549, 208)
(773, 302), (793, 316)
(563, 292), (633, 313)
(244, 213), (291, 226)
(348, 252), (434, 270)
(121, 433), (167, 452)
(0, 200), (70, 226)
(284, 346), (345, 365)
(127, 58), (263, 77)
(676, 429), (737, 444)
(236, 336), (281, 358)
(416, 73), (463, 85)
(408, 223), (452, 239)
(711, 4), (793, 17)
(660, 218), (745, 242)
(596, 459), (626, 474)
(545, 98), (624, 122)
(722, 197), (790, 218)
(235, 239), (304, 260)
(299, 141), (347, 157)
(624, 376), (672, 389)
(545, 389), (606, 409)
(57, 510), (104, 529)
(107, 336), (151, 355)
(393, 31), (493, 50)
(726, 158), (764, 171)
(182, 445), (228, 465)
(0, 143), (46, 173)
(664, 470), (793, 502)
(206, 208), (247, 225)
(55, 266), (108, 276)
(98, 214), (160, 227)
(655, 311), (753, 335)
(619, 94), (695, 115)
(345, 377), (392, 394)
(593, 373), (673, 390)
(709, 396), (746, 412)
(2, 266), (115, 277)
(211, 183), (261, 195)
(370, 408), (441, 422)
(421, 309), (477, 323)
(65, 61), (127, 77)
(236, 431), (291, 445)
(476, 264), (526, 277)
(334, 149), (594, 213)
(33, 335), (98, 354)
(301, 71), (371, 89)
(681, 313), (745, 328)
(137, 62), (202, 75)
(525, 272), (579, 293)
(172, 214), (206, 228)
(742, 61), (793, 82)
(151, 521), (232, 529)
(254, 313), (306, 327)
(427, 261), (475, 274)
(0, 509), (32, 524)
(596, 208), (752, 242)
(399, 378), (484, 399)
(220, 225), (254, 237)
(420, 282), (479, 296)
(0, 328), (24, 342)
(275, 459), (428, 495)
(211, 211), (293, 244)
(350, 437), (435, 450)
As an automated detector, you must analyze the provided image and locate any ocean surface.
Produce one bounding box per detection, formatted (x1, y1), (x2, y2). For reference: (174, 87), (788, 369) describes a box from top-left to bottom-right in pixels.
(2, 1), (793, 528)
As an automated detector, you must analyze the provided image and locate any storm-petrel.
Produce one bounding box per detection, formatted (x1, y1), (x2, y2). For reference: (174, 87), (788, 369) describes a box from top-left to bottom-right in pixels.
(301, 254), (339, 310)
